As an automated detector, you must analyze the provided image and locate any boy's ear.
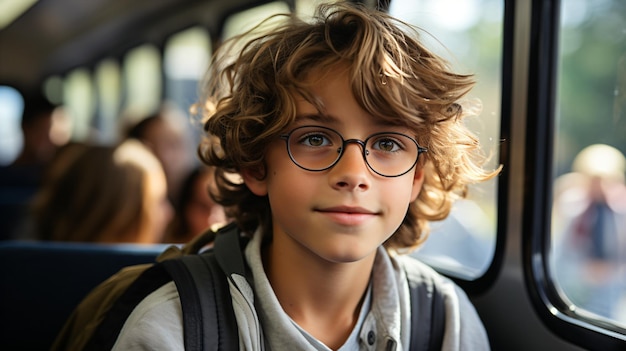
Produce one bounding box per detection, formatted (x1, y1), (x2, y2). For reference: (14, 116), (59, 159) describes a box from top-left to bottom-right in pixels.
(410, 167), (425, 202)
(241, 167), (268, 196)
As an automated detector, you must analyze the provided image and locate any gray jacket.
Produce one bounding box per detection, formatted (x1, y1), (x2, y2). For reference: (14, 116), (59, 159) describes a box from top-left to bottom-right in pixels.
(113, 231), (490, 350)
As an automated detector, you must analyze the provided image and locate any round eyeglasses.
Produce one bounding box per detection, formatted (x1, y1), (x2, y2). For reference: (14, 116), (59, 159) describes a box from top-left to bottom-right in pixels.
(279, 125), (427, 177)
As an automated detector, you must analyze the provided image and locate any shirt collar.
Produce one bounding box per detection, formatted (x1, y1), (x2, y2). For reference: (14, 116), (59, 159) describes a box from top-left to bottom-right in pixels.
(244, 232), (408, 350)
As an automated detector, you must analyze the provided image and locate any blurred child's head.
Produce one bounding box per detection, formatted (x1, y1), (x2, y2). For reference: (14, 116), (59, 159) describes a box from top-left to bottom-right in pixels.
(165, 166), (227, 243)
(17, 92), (70, 165)
(35, 140), (173, 243)
(125, 107), (194, 202)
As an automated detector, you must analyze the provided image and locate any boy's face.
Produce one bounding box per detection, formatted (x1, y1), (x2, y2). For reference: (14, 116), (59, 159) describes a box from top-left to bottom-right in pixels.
(243, 67), (424, 264)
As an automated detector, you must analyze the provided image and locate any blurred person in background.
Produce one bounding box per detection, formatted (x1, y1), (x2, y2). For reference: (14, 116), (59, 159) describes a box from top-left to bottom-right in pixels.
(30, 139), (173, 244)
(0, 91), (71, 240)
(163, 165), (227, 243)
(124, 105), (194, 204)
(10, 93), (70, 168)
(552, 144), (626, 320)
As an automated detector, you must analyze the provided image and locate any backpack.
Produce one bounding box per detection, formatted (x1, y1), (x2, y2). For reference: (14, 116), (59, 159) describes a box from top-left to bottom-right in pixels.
(50, 226), (225, 351)
(53, 223), (445, 351)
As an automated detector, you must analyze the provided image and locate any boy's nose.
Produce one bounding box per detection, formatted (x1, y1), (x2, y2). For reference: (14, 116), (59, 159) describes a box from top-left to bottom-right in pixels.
(328, 143), (371, 191)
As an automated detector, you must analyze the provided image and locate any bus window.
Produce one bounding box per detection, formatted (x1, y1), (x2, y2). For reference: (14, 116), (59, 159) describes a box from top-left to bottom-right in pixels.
(43, 75), (64, 106)
(550, 0), (626, 330)
(95, 59), (122, 143)
(389, 0), (504, 280)
(164, 26), (211, 116)
(221, 1), (291, 41)
(163, 27), (212, 167)
(122, 44), (162, 123)
(0, 86), (24, 165)
(295, 0), (341, 17)
(63, 68), (95, 141)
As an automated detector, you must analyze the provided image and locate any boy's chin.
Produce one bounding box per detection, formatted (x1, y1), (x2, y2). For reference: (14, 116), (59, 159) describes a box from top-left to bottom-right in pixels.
(315, 243), (379, 264)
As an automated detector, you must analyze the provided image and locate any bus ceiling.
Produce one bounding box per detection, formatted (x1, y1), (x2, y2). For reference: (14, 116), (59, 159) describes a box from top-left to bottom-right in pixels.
(0, 0), (295, 92)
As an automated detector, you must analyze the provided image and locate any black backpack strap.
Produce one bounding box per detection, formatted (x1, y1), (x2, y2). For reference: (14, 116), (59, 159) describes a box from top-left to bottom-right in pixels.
(213, 222), (249, 277)
(165, 222), (245, 350)
(163, 253), (239, 350)
(406, 266), (446, 351)
(85, 223), (244, 351)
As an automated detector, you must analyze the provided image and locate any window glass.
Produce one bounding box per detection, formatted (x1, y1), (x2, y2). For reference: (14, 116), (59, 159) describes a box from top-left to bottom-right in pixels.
(221, 1), (290, 41)
(389, 0), (503, 279)
(63, 68), (95, 141)
(163, 26), (212, 166)
(122, 44), (162, 124)
(550, 0), (626, 327)
(0, 86), (24, 165)
(43, 75), (64, 105)
(295, 0), (341, 17)
(164, 26), (211, 114)
(95, 59), (122, 143)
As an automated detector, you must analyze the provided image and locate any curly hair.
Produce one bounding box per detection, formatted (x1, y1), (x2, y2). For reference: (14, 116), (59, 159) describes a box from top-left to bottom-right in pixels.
(198, 2), (500, 251)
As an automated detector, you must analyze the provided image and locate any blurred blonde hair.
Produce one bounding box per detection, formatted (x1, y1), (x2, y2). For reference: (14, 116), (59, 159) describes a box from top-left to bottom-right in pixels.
(198, 2), (500, 250)
(572, 144), (625, 184)
(34, 140), (165, 243)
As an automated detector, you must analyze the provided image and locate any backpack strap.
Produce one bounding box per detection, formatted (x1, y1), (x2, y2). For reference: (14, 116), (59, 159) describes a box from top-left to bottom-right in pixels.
(406, 266), (446, 351)
(163, 253), (238, 350)
(84, 224), (243, 351)
(166, 222), (243, 350)
(213, 222), (249, 277)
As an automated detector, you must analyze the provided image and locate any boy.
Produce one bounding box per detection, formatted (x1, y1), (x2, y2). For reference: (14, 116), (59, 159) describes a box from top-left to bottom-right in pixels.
(113, 3), (499, 350)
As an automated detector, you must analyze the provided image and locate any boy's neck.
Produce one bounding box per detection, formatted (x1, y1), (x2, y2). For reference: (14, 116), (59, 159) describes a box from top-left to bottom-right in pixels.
(262, 237), (375, 349)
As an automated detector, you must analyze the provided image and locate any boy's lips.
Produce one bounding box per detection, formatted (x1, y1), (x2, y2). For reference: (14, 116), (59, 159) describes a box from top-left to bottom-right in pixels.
(316, 205), (377, 214)
(314, 206), (378, 226)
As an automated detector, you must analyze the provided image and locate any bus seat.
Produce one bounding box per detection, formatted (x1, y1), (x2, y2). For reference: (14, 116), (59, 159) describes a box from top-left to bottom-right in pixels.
(0, 240), (168, 350)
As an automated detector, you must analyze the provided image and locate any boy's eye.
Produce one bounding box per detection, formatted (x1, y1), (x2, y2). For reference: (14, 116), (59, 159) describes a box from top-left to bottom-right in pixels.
(371, 137), (403, 152)
(298, 133), (332, 147)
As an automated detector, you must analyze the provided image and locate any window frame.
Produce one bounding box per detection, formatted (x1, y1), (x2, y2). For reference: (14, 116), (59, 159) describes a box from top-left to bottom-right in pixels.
(523, 0), (626, 348)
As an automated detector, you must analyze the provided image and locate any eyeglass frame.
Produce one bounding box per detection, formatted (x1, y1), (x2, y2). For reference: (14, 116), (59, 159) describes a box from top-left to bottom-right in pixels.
(279, 125), (428, 178)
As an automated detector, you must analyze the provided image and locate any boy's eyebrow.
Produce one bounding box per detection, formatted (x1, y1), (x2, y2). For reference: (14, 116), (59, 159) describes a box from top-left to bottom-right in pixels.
(294, 113), (338, 124)
(295, 113), (405, 129)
